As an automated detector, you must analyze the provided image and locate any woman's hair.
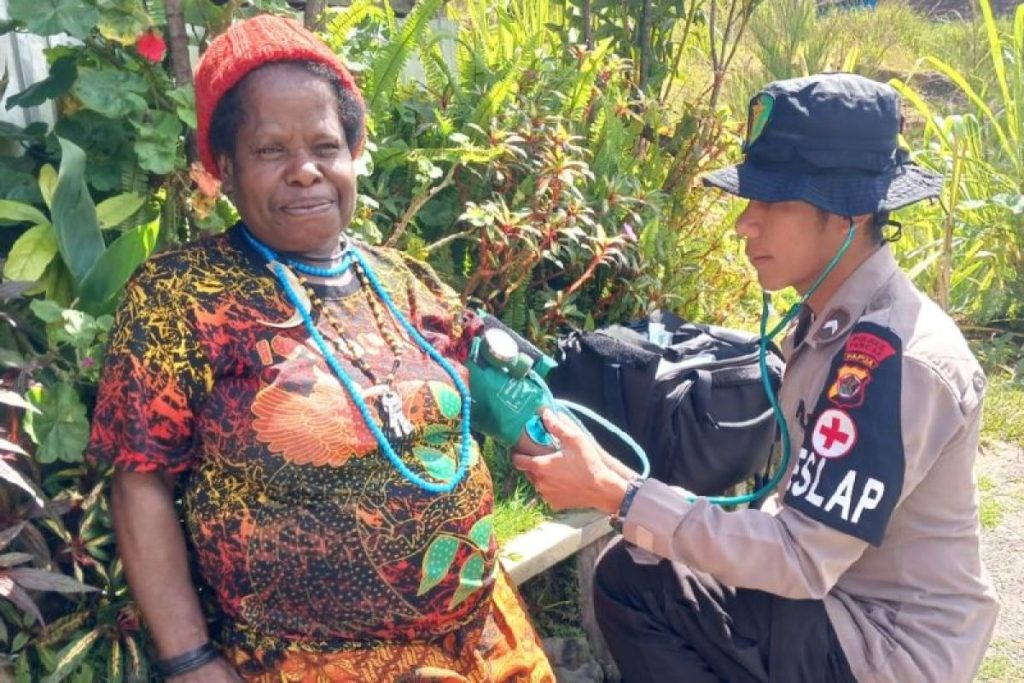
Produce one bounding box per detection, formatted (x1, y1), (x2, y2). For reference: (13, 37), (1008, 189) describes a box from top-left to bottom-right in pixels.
(208, 60), (366, 162)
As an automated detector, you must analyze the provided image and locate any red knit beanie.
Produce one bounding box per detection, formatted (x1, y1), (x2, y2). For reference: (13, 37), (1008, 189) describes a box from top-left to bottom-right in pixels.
(194, 13), (365, 178)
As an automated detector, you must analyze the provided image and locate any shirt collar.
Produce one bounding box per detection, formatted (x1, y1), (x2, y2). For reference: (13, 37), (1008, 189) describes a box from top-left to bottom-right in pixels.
(789, 246), (899, 351)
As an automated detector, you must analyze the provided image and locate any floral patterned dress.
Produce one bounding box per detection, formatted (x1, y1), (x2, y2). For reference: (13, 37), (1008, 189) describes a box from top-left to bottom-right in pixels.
(88, 224), (553, 682)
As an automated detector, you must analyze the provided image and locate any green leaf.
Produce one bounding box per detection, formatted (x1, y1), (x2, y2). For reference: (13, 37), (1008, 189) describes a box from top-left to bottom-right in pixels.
(0, 199), (49, 226)
(39, 165), (57, 210)
(72, 67), (148, 119)
(96, 0), (149, 45)
(43, 626), (102, 683)
(29, 299), (64, 324)
(417, 534), (459, 595)
(95, 193), (145, 229)
(166, 86), (197, 130)
(413, 445), (456, 481)
(3, 224), (58, 282)
(132, 111), (182, 175)
(51, 138), (104, 287)
(428, 380), (461, 419)
(366, 0), (446, 114)
(467, 515), (493, 551)
(6, 56), (76, 110)
(78, 220), (158, 313)
(449, 552), (486, 609)
(23, 383), (90, 464)
(7, 0), (98, 39)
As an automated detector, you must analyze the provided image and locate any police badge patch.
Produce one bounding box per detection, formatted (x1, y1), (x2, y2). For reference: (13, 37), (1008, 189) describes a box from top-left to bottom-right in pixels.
(785, 322), (905, 545)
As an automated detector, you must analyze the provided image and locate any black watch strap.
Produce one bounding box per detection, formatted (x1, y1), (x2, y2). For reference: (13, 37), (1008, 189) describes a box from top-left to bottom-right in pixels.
(610, 475), (646, 532)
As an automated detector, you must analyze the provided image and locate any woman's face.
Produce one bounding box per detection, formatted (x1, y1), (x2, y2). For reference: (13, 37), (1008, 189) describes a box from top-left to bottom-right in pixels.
(217, 64), (357, 258)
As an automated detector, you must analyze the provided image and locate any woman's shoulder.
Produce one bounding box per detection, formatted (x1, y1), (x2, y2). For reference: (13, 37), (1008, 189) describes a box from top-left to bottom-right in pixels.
(131, 231), (241, 289)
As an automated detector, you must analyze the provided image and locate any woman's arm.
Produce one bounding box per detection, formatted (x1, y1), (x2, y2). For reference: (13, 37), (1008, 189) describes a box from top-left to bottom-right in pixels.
(111, 471), (242, 682)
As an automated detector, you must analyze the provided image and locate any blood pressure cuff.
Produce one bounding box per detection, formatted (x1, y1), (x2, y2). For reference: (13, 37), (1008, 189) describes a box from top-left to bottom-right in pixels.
(467, 315), (558, 448)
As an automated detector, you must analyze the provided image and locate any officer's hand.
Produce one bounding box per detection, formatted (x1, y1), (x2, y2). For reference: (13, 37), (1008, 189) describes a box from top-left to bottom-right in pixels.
(512, 410), (630, 514)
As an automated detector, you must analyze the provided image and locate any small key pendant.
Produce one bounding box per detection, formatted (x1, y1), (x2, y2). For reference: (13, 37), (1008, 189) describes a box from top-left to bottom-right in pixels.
(379, 390), (415, 443)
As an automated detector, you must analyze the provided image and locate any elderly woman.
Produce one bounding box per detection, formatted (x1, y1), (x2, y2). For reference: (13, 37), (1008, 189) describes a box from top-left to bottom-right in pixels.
(87, 14), (553, 682)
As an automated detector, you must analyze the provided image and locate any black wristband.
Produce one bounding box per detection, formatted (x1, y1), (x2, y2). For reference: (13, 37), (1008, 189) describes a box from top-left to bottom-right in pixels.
(610, 475), (646, 532)
(155, 641), (220, 679)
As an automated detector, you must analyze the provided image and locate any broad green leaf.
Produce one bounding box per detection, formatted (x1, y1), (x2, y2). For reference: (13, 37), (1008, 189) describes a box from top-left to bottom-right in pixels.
(23, 383), (90, 464)
(467, 515), (493, 551)
(96, 0), (149, 45)
(7, 0), (98, 39)
(449, 552), (486, 609)
(29, 299), (64, 324)
(428, 380), (461, 419)
(78, 220), (159, 313)
(44, 625), (102, 683)
(166, 87), (197, 129)
(417, 534), (459, 595)
(72, 68), (148, 119)
(413, 445), (456, 481)
(132, 111), (182, 175)
(39, 165), (57, 210)
(96, 193), (145, 229)
(7, 568), (97, 594)
(51, 138), (104, 287)
(0, 199), (49, 226)
(3, 224), (58, 282)
(6, 55), (76, 110)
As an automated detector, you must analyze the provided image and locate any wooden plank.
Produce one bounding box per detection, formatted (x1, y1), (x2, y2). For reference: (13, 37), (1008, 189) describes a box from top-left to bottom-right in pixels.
(500, 509), (612, 586)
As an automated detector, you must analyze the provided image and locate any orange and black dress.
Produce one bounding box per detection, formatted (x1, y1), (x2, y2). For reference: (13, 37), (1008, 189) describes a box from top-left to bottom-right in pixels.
(88, 225), (554, 682)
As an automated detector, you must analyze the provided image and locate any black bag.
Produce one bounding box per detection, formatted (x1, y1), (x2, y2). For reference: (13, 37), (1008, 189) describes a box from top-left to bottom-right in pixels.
(546, 312), (785, 495)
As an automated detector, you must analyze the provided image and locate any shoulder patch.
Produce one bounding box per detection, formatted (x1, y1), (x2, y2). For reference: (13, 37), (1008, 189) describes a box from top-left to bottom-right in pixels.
(785, 322), (904, 545)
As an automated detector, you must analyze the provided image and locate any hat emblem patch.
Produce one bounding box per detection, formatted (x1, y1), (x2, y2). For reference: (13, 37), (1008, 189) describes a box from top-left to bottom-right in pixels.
(745, 92), (774, 149)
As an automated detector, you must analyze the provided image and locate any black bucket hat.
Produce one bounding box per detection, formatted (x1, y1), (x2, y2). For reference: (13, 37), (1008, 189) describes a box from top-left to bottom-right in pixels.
(702, 73), (943, 217)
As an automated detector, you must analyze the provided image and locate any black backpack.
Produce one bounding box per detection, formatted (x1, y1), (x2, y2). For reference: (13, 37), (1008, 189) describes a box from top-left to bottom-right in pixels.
(547, 312), (784, 496)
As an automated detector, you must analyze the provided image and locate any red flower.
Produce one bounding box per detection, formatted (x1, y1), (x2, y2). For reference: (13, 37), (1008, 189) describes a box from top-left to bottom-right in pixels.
(136, 29), (167, 63)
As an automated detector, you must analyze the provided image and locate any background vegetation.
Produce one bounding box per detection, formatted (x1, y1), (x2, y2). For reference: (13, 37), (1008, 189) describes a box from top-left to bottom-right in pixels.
(0, 0), (1021, 679)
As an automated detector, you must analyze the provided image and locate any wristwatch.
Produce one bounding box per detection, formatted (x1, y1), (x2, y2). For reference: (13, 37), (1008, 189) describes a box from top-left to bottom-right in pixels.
(610, 475), (646, 532)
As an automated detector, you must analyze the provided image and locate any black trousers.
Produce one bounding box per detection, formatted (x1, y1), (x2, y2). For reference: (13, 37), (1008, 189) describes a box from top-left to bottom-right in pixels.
(594, 539), (858, 683)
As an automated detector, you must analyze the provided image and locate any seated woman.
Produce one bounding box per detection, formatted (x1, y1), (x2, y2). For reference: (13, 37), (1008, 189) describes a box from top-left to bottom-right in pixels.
(87, 14), (554, 682)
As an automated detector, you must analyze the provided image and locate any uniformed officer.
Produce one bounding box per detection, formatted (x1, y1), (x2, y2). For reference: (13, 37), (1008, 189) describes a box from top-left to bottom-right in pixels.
(513, 73), (1000, 683)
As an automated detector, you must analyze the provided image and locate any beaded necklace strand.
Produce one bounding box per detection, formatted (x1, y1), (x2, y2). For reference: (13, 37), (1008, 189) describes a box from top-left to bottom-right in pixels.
(241, 227), (472, 494)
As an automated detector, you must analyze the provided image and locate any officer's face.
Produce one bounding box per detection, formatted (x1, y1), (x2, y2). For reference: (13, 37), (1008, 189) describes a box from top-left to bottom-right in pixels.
(734, 200), (853, 295)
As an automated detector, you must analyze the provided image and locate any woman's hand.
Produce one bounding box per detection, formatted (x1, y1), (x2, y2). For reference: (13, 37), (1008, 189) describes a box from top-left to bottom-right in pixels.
(166, 657), (244, 682)
(512, 410), (631, 514)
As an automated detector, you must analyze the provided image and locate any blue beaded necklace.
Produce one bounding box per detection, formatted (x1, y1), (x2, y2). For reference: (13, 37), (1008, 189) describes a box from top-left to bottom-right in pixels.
(241, 227), (472, 494)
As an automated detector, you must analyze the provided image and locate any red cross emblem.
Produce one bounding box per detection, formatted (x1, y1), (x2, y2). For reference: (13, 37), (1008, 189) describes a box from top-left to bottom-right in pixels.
(812, 408), (857, 459)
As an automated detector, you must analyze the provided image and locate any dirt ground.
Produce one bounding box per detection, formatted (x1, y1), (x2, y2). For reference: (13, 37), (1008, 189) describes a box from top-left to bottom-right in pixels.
(976, 440), (1024, 680)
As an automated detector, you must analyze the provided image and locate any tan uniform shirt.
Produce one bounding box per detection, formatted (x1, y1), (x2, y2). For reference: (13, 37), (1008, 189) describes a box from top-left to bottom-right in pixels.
(622, 247), (999, 683)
